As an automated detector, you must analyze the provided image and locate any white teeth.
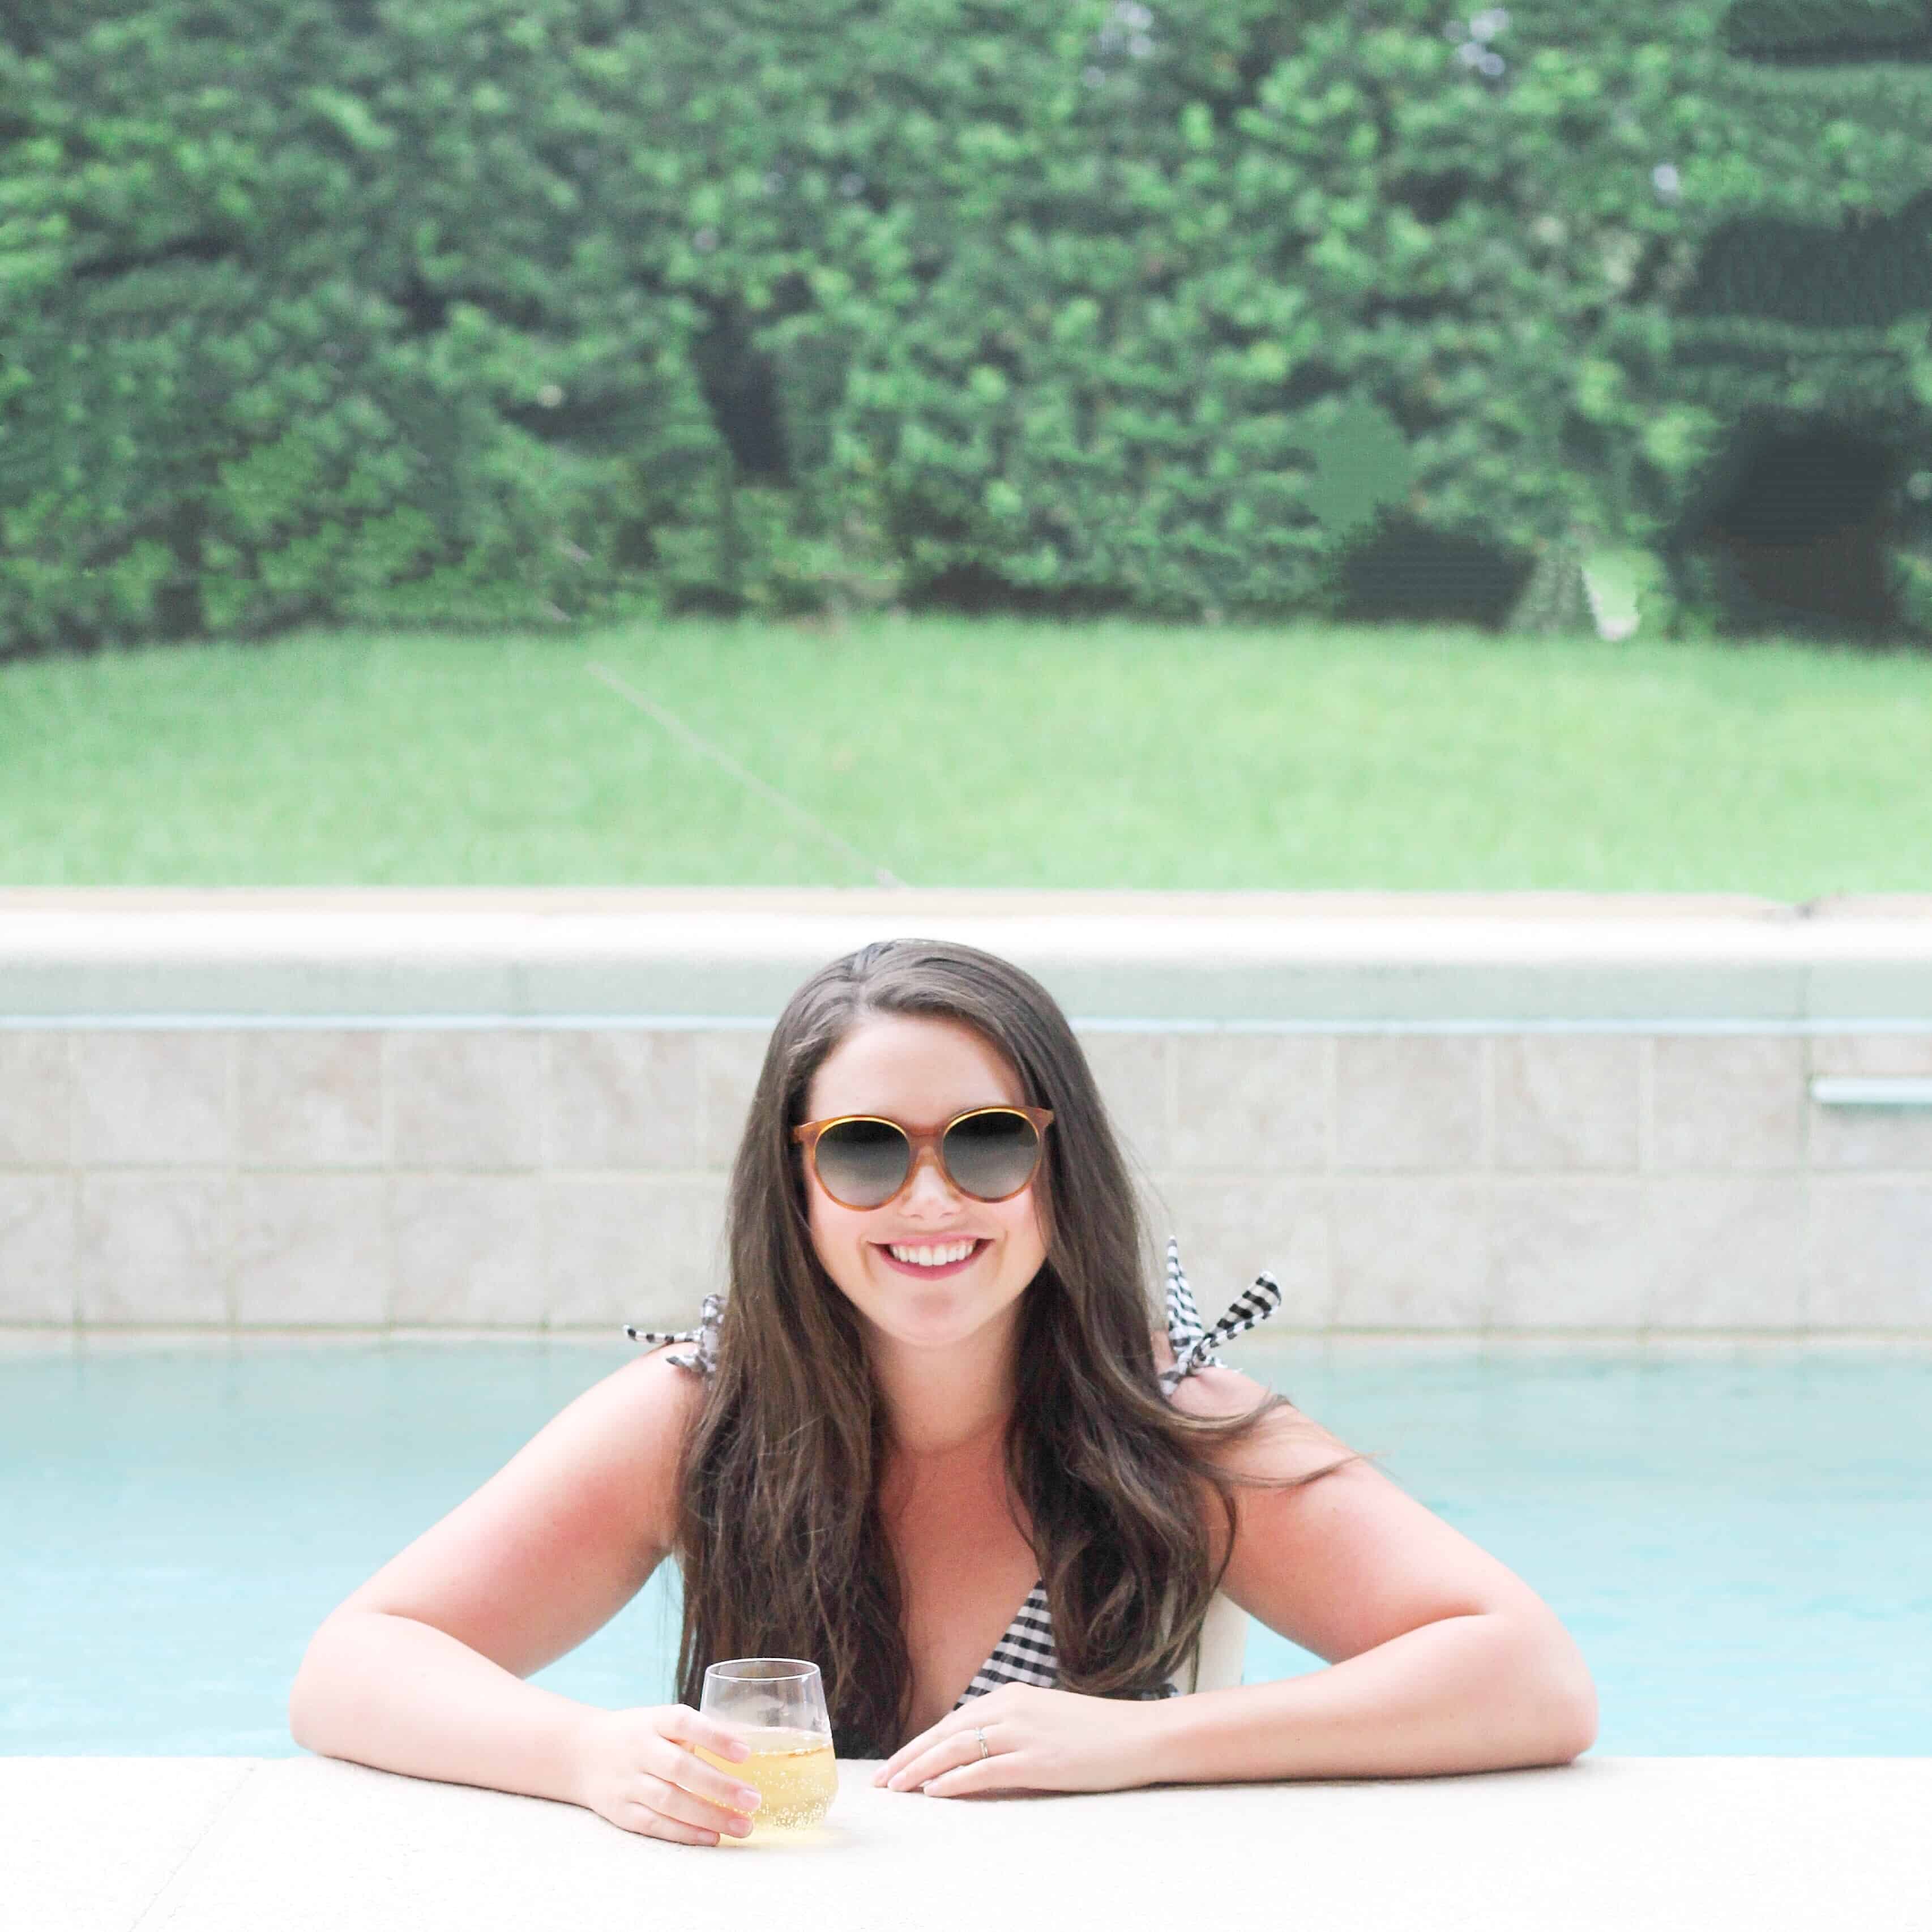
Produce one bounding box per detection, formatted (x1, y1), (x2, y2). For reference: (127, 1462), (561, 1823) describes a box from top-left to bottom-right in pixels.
(887, 1239), (977, 1267)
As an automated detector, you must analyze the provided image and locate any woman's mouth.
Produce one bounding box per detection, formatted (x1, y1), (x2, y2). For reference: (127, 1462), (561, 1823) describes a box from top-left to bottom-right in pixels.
(873, 1237), (990, 1279)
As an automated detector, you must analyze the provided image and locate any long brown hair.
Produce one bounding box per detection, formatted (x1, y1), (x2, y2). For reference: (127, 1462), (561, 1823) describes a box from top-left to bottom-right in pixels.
(672, 938), (1347, 1755)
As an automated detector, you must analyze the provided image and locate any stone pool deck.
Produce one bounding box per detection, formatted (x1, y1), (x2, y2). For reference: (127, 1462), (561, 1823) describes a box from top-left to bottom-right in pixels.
(16, 1755), (1931, 1931)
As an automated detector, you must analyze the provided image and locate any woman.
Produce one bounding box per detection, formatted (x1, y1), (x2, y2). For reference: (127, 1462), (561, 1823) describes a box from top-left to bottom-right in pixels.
(290, 938), (1596, 1845)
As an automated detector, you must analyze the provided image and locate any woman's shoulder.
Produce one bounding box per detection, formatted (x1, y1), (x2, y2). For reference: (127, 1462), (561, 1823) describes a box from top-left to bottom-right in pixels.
(1152, 1336), (1275, 1434)
(605, 1341), (709, 1441)
(1149, 1324), (1261, 1416)
(1149, 1326), (1354, 1480)
(542, 1344), (707, 1549)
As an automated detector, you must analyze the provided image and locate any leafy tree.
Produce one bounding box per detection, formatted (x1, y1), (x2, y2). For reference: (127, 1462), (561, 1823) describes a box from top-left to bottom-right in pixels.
(5, 0), (1930, 650)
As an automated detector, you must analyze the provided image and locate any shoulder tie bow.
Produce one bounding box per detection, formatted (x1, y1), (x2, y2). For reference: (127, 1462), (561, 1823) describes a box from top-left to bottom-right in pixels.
(625, 1291), (723, 1378)
(1158, 1237), (1284, 1392)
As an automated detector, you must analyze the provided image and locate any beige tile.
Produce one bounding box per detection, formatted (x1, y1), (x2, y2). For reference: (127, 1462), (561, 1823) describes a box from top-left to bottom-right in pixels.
(238, 1032), (383, 1170)
(1330, 1179), (1488, 1328)
(0, 1034), (71, 1167)
(1651, 1036), (1805, 1172)
(71, 1032), (233, 1167)
(1491, 1179), (1647, 1327)
(545, 1176), (729, 1328)
(78, 1174), (231, 1324)
(698, 1029), (773, 1169)
(1335, 1037), (1483, 1171)
(1079, 1032), (1172, 1173)
(235, 1176), (387, 1325)
(1154, 1177), (1331, 1328)
(1807, 1181), (1932, 1327)
(1807, 1034), (1932, 1077)
(1170, 1035), (1327, 1174)
(543, 1032), (700, 1171)
(0, 1174), (76, 1322)
(1645, 1177), (1805, 1329)
(391, 1176), (543, 1324)
(1494, 1036), (1640, 1172)
(1806, 1035), (1932, 1170)
(388, 1033), (542, 1171)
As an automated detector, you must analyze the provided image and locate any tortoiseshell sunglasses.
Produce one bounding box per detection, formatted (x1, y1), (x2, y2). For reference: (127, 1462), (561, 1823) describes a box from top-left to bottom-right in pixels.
(791, 1105), (1054, 1209)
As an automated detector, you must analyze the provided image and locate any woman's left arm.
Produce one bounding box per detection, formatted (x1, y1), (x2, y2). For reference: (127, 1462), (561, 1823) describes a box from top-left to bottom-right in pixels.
(1149, 1365), (1597, 1783)
(879, 1369), (1596, 1796)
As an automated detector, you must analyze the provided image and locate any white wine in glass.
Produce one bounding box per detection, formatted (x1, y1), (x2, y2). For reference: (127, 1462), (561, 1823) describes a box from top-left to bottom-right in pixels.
(696, 1658), (837, 1832)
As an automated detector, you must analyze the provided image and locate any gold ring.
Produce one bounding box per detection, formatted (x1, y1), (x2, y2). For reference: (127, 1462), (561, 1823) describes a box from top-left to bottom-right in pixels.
(974, 1726), (990, 1760)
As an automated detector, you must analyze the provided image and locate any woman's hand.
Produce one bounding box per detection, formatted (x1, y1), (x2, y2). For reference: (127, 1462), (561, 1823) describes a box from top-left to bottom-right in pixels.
(873, 1685), (1166, 1798)
(571, 1704), (766, 1845)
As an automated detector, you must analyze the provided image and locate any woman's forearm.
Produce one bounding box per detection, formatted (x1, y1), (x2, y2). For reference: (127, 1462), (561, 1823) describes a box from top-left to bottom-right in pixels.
(1147, 1611), (1597, 1784)
(288, 1610), (597, 1807)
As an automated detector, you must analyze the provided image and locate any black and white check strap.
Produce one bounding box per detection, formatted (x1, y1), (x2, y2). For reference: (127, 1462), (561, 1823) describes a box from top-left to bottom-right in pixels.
(623, 1290), (723, 1377)
(1157, 1238), (1283, 1393)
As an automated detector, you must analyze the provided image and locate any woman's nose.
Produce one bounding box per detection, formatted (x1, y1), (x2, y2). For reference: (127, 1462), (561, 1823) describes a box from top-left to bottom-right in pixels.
(899, 1142), (962, 1215)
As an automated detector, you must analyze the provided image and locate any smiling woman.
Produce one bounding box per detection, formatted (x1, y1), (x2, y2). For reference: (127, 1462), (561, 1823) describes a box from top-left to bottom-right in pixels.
(288, 938), (1597, 1845)
(794, 1032), (1055, 1357)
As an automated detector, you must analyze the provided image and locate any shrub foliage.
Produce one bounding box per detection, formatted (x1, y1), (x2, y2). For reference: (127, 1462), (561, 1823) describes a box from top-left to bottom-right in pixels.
(5, 0), (1932, 651)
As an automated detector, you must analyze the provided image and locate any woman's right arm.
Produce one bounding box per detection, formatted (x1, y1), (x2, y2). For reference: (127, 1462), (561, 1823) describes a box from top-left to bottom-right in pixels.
(288, 1350), (763, 1845)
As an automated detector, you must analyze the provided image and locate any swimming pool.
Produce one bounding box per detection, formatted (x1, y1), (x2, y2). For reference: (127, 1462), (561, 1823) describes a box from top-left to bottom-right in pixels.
(3, 1342), (1926, 1756)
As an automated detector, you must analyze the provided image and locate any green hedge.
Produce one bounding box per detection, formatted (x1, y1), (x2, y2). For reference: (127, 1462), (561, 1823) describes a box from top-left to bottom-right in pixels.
(5, 0), (1932, 651)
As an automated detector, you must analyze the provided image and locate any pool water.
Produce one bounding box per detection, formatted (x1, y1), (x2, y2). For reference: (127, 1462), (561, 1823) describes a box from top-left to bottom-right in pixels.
(3, 1344), (1927, 1756)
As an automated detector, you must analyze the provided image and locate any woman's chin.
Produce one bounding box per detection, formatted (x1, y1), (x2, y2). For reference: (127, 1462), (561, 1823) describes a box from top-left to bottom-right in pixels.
(860, 1291), (1014, 1353)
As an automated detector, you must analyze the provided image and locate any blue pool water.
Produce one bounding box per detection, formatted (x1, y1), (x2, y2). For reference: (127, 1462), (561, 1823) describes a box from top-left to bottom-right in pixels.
(3, 1343), (1927, 1756)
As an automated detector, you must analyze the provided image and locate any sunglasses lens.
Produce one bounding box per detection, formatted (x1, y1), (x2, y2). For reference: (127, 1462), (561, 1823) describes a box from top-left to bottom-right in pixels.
(813, 1118), (912, 1207)
(942, 1110), (1042, 1201)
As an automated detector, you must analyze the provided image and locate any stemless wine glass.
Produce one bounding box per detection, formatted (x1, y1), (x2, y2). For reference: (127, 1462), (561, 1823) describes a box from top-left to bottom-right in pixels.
(696, 1658), (837, 1833)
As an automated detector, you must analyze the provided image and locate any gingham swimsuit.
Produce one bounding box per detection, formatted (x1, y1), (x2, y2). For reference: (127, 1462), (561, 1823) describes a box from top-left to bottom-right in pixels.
(628, 1237), (1284, 1708)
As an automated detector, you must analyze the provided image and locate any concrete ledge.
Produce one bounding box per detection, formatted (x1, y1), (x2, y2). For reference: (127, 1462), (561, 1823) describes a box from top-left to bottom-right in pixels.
(14, 1754), (1931, 1931)
(5, 890), (1932, 1024)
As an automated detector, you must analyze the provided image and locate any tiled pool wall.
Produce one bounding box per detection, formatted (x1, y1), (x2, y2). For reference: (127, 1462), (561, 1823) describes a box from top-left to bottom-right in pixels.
(3, 1023), (1932, 1332)
(2, 893), (1930, 1334)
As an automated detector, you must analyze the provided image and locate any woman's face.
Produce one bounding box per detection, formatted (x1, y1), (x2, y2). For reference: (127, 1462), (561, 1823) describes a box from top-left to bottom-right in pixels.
(801, 1012), (1049, 1358)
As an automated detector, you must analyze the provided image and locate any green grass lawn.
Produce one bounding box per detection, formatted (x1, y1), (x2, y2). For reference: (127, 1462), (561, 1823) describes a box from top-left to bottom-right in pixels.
(3, 615), (1931, 892)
